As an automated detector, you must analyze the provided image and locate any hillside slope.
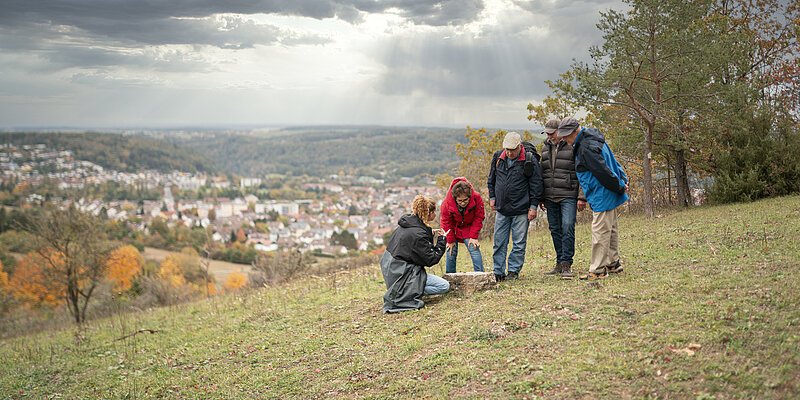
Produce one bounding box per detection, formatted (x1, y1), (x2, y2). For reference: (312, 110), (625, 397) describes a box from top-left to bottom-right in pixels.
(2, 197), (799, 399)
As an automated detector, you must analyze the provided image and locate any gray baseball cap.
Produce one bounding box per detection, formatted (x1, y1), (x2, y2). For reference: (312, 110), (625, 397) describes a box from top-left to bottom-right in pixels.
(557, 117), (579, 137)
(543, 119), (560, 135)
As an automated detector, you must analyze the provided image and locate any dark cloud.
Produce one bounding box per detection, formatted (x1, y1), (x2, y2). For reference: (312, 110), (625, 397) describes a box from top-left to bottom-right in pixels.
(374, 0), (624, 98)
(382, 0), (485, 26)
(514, 0), (622, 15)
(0, 0), (485, 74)
(0, 1), (486, 35)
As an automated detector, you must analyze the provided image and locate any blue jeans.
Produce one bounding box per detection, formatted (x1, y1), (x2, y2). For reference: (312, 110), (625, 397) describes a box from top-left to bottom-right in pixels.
(545, 198), (577, 264)
(492, 212), (530, 276)
(445, 239), (485, 273)
(424, 274), (450, 295)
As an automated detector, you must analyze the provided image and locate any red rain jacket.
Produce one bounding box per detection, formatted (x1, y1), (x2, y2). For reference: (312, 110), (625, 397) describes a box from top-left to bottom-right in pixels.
(440, 177), (485, 244)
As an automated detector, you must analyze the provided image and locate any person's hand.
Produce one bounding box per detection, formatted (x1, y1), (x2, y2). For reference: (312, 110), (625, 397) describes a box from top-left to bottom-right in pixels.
(433, 228), (445, 236)
(489, 199), (496, 211)
(527, 208), (538, 221)
(468, 238), (480, 249)
(624, 183), (629, 192)
(577, 199), (587, 212)
(446, 242), (455, 255)
(539, 202), (546, 211)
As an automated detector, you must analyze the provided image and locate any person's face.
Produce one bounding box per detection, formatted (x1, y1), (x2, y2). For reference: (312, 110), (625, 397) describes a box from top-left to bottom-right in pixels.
(505, 145), (522, 159)
(546, 131), (560, 143)
(427, 206), (437, 222)
(455, 195), (470, 208)
(564, 128), (579, 144)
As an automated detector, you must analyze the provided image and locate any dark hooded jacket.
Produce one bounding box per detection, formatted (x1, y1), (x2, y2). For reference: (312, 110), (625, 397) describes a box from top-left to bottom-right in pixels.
(487, 148), (543, 216)
(380, 214), (446, 313)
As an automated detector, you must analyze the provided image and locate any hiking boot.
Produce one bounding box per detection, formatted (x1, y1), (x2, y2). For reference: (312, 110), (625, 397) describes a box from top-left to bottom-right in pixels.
(494, 274), (505, 282)
(606, 260), (624, 274)
(506, 271), (519, 280)
(544, 263), (562, 275)
(579, 267), (608, 281)
(559, 262), (574, 279)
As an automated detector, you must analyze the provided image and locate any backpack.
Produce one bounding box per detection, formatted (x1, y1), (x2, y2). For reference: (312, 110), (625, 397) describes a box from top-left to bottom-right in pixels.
(493, 140), (541, 177)
(521, 141), (540, 177)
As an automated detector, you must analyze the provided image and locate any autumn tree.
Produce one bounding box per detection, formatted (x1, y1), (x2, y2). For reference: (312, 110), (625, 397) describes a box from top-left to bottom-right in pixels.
(0, 259), (13, 314)
(168, 246), (217, 296)
(249, 249), (314, 286)
(105, 245), (143, 294)
(158, 256), (185, 288)
(0, 260), (8, 288)
(8, 251), (63, 308)
(223, 272), (247, 292)
(22, 206), (111, 324)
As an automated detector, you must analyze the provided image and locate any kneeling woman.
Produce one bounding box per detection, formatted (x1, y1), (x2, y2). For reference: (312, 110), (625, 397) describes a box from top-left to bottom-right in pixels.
(381, 195), (450, 313)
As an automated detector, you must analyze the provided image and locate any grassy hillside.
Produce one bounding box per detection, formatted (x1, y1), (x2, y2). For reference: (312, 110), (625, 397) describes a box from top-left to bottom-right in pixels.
(2, 196), (799, 399)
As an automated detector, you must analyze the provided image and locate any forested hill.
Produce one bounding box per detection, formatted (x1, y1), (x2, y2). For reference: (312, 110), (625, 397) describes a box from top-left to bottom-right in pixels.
(163, 126), (468, 178)
(2, 126), (527, 178)
(0, 132), (214, 173)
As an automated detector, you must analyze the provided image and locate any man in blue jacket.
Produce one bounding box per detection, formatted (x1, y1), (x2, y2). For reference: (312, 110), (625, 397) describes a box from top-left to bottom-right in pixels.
(558, 118), (628, 280)
(488, 131), (543, 282)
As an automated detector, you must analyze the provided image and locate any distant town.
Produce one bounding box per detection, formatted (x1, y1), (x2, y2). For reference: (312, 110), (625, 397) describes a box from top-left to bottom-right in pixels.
(1, 143), (442, 257)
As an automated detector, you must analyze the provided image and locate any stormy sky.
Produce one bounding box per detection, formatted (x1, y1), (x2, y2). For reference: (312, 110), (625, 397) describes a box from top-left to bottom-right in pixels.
(0, 0), (624, 128)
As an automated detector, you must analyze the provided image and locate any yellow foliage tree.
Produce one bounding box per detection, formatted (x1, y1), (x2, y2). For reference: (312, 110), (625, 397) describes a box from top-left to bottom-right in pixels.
(158, 256), (185, 288)
(205, 282), (218, 296)
(9, 252), (63, 308)
(223, 272), (247, 292)
(105, 245), (143, 293)
(0, 260), (8, 288)
(0, 260), (11, 314)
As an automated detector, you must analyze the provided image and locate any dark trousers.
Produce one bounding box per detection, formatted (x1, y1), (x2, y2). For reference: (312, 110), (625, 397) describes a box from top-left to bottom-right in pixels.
(545, 198), (577, 264)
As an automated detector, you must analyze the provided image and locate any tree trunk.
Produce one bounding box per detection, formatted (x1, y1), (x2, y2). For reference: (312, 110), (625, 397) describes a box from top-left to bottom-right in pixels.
(643, 123), (655, 218)
(673, 148), (691, 207)
(666, 155), (673, 206)
(67, 278), (82, 324)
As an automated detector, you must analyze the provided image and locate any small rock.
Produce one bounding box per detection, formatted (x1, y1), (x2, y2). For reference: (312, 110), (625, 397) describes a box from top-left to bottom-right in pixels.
(442, 272), (497, 295)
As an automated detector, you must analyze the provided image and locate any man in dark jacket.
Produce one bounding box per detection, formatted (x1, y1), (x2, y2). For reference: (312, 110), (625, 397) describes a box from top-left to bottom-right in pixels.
(539, 118), (587, 279)
(380, 195), (450, 313)
(487, 131), (544, 281)
(559, 117), (628, 280)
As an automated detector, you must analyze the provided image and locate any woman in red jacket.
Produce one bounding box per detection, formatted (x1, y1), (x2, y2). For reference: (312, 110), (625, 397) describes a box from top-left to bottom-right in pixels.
(440, 177), (485, 273)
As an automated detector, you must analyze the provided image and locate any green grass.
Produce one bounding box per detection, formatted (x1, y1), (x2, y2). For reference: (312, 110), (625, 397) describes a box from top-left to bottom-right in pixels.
(2, 196), (800, 399)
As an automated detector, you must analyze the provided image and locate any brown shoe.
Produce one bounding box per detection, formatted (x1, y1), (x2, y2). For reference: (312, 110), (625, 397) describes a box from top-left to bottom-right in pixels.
(579, 267), (608, 280)
(606, 260), (623, 274)
(560, 263), (574, 279)
(544, 263), (562, 275)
